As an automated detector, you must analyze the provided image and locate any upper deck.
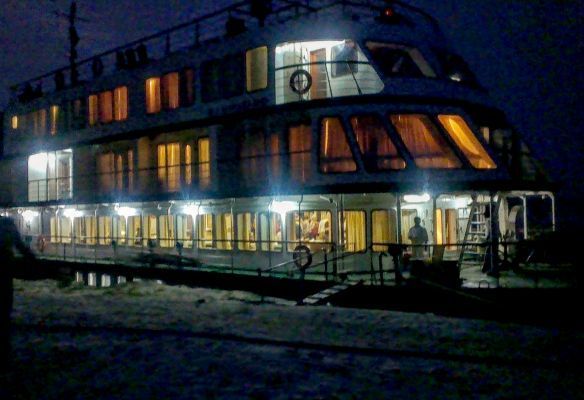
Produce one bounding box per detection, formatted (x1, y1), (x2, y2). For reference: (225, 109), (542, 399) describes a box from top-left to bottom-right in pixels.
(2, 0), (492, 158)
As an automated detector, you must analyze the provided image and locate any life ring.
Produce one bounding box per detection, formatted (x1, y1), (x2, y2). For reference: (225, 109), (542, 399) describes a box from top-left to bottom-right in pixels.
(289, 70), (312, 95)
(293, 244), (312, 271)
(36, 235), (46, 253)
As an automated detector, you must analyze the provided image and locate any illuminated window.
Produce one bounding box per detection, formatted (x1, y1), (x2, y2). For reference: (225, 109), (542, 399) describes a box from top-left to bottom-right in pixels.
(217, 213), (233, 250)
(146, 77), (161, 113)
(434, 208), (443, 245)
(28, 150), (73, 202)
(287, 210), (331, 252)
(144, 215), (157, 247)
(185, 144), (192, 185)
(366, 42), (436, 78)
(331, 40), (358, 77)
(114, 86), (128, 121)
(157, 143), (181, 192)
(197, 214), (214, 249)
(74, 216), (97, 245)
(289, 124), (312, 183)
(438, 115), (496, 169)
(98, 91), (113, 123)
(88, 95), (98, 125)
(162, 72), (180, 109)
(49, 105), (59, 135)
(445, 209), (457, 249)
(11, 115), (18, 130)
(389, 114), (462, 169)
(259, 212), (282, 252)
(113, 215), (127, 245)
(177, 215), (193, 248)
(98, 216), (112, 245)
(159, 215), (175, 248)
(128, 216), (142, 246)
(50, 216), (72, 244)
(320, 117), (356, 173)
(198, 137), (210, 189)
(351, 115), (405, 171)
(372, 210), (397, 252)
(237, 213), (257, 251)
(97, 152), (115, 193)
(246, 46), (268, 92)
(339, 211), (366, 252)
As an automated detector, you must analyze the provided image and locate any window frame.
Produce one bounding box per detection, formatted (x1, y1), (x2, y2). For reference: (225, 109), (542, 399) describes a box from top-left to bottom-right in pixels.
(318, 116), (358, 174)
(245, 45), (269, 93)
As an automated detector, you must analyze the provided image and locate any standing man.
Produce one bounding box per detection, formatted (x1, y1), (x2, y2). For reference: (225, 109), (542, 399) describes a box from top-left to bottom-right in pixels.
(0, 217), (35, 367)
(408, 216), (428, 260)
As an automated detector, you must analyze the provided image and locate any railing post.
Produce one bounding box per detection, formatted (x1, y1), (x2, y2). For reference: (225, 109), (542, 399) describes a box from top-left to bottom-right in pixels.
(378, 253), (385, 286)
(324, 251), (328, 281)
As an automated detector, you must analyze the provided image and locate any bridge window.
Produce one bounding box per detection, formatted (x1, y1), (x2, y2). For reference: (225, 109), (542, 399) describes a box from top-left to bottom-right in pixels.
(320, 117), (356, 173)
(350, 115), (405, 171)
(366, 42), (436, 78)
(97, 149), (135, 194)
(287, 210), (331, 252)
(275, 40), (383, 105)
(437, 115), (496, 169)
(372, 210), (398, 252)
(339, 211), (366, 252)
(27, 149), (73, 202)
(237, 213), (257, 251)
(389, 114), (462, 169)
(289, 124), (312, 183)
(246, 46), (268, 92)
(202, 54), (244, 102)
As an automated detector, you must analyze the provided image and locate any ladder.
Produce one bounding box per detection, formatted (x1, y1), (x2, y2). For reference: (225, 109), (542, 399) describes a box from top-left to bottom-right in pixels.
(458, 201), (489, 271)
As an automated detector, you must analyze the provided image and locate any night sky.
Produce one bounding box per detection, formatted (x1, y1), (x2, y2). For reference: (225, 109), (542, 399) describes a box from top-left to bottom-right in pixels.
(0, 0), (582, 227)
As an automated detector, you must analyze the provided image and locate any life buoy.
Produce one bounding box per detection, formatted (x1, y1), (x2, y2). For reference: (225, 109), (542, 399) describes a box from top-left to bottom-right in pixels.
(293, 244), (312, 271)
(289, 70), (312, 95)
(36, 235), (46, 253)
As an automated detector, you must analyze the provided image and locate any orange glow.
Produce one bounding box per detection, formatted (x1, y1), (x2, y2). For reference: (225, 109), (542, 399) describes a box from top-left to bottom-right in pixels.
(114, 86), (128, 121)
(11, 116), (18, 129)
(162, 73), (180, 109)
(145, 77), (161, 113)
(438, 115), (496, 169)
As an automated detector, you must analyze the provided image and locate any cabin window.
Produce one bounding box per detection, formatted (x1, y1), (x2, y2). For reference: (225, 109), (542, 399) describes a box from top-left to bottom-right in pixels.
(74, 216), (97, 245)
(319, 117), (357, 173)
(49, 105), (59, 135)
(198, 137), (211, 189)
(88, 95), (98, 125)
(400, 209), (418, 245)
(159, 215), (175, 248)
(339, 211), (366, 252)
(237, 213), (257, 251)
(146, 77), (162, 113)
(177, 214), (193, 248)
(144, 215), (157, 246)
(185, 144), (192, 185)
(365, 42), (436, 78)
(434, 208), (443, 245)
(97, 149), (134, 193)
(128, 216), (142, 246)
(50, 216), (72, 244)
(240, 129), (266, 185)
(202, 54), (244, 102)
(259, 212), (282, 252)
(114, 86), (128, 121)
(389, 114), (462, 169)
(197, 213), (214, 249)
(275, 40), (383, 105)
(11, 116), (18, 130)
(27, 149), (72, 202)
(113, 215), (127, 245)
(372, 210), (398, 252)
(97, 216), (112, 245)
(17, 110), (48, 135)
(246, 46), (268, 92)
(98, 91), (113, 123)
(157, 143), (181, 192)
(217, 213), (233, 250)
(437, 115), (496, 169)
(350, 115), (405, 171)
(162, 72), (180, 109)
(268, 133), (281, 181)
(287, 210), (331, 252)
(288, 124), (312, 183)
(180, 68), (196, 106)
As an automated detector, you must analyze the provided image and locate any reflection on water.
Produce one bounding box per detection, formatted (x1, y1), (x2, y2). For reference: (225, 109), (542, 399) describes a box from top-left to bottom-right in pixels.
(75, 271), (129, 288)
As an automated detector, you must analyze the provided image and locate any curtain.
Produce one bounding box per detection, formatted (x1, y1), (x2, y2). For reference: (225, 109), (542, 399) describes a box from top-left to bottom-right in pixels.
(198, 214), (214, 249)
(113, 216), (126, 245)
(289, 124), (311, 183)
(177, 215), (193, 248)
(400, 210), (417, 244)
(320, 118), (356, 173)
(146, 77), (161, 113)
(217, 213), (233, 250)
(113, 86), (128, 121)
(198, 138), (210, 189)
(98, 91), (113, 123)
(351, 115), (405, 170)
(98, 216), (112, 245)
(237, 213), (256, 251)
(158, 215), (175, 248)
(162, 72), (180, 109)
(128, 216), (142, 246)
(341, 211), (365, 252)
(438, 115), (496, 169)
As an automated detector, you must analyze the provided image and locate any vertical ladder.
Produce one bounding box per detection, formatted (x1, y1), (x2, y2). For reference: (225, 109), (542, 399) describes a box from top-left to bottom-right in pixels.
(458, 202), (489, 270)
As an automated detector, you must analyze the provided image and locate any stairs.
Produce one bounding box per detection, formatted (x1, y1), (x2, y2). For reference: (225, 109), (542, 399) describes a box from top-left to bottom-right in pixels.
(300, 280), (363, 306)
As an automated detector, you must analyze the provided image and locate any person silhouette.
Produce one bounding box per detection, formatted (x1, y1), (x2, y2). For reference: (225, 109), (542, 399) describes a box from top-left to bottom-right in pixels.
(0, 217), (35, 367)
(408, 216), (428, 260)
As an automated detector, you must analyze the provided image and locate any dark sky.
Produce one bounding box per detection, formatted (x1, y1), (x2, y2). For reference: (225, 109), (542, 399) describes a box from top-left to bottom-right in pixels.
(1, 0), (582, 221)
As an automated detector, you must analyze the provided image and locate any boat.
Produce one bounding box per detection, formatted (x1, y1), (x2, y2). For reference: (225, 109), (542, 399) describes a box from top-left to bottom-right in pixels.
(0, 0), (556, 285)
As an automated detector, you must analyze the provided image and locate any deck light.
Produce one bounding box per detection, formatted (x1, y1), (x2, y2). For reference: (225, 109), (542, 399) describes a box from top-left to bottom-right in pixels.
(403, 193), (430, 203)
(269, 200), (297, 216)
(63, 208), (82, 219)
(116, 206), (137, 217)
(22, 210), (39, 222)
(183, 204), (200, 217)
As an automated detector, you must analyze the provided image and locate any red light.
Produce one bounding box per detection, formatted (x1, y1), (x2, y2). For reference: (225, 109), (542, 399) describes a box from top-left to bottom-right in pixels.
(384, 8), (394, 17)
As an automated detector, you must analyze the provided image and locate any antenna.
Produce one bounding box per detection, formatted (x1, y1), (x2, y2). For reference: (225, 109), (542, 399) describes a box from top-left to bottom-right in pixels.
(54, 1), (89, 86)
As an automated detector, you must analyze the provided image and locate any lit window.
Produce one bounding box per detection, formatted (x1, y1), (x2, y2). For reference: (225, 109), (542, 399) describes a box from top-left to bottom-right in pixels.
(237, 213), (257, 251)
(11, 116), (18, 130)
(162, 72), (180, 109)
(289, 124), (312, 183)
(88, 95), (98, 125)
(198, 138), (210, 189)
(372, 210), (397, 252)
(350, 115), (405, 170)
(27, 149), (73, 202)
(331, 40), (358, 77)
(339, 211), (366, 252)
(197, 214), (214, 249)
(185, 144), (192, 185)
(287, 210), (331, 252)
(74, 216), (97, 245)
(320, 117), (356, 173)
(98, 91), (113, 123)
(159, 215), (175, 248)
(259, 212), (282, 252)
(246, 46), (268, 92)
(146, 77), (161, 113)
(144, 215), (157, 246)
(128, 216), (142, 246)
(157, 143), (181, 192)
(98, 216), (112, 245)
(50, 105), (59, 135)
(50, 216), (72, 244)
(113, 216), (127, 245)
(177, 214), (193, 248)
(389, 114), (462, 169)
(217, 213), (233, 250)
(438, 115), (496, 169)
(435, 208), (443, 245)
(113, 86), (128, 121)
(97, 152), (115, 193)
